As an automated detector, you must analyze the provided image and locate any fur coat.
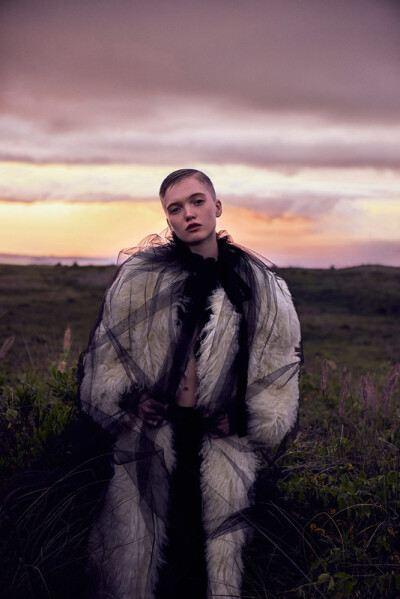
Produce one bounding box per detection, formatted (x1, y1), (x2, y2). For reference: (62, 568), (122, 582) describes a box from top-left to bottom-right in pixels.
(79, 236), (301, 599)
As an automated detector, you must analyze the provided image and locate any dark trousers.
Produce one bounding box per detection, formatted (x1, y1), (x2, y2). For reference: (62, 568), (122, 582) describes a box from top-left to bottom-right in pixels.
(156, 405), (207, 599)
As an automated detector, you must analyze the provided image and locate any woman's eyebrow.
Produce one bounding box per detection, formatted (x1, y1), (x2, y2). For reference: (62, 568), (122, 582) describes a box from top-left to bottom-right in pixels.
(167, 193), (205, 208)
(188, 193), (206, 199)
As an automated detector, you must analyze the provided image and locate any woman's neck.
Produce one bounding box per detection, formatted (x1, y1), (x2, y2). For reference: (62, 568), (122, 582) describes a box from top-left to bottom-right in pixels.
(186, 234), (218, 260)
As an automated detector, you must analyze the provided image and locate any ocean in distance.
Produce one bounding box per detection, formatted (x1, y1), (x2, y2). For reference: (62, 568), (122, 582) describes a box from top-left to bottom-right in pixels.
(0, 253), (115, 266)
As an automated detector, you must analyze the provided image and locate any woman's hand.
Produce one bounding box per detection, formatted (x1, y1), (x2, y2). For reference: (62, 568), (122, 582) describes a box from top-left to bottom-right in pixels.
(208, 412), (231, 438)
(138, 393), (167, 427)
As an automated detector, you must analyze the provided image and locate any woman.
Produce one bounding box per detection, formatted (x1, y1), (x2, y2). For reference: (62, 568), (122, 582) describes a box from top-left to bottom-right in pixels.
(79, 169), (302, 599)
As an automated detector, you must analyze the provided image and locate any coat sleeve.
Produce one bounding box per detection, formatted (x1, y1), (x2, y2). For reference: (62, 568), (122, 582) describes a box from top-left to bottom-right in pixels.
(246, 268), (302, 447)
(78, 265), (141, 434)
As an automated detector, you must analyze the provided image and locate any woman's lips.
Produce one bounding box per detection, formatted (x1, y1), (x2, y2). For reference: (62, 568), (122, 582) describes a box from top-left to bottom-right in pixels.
(186, 223), (201, 231)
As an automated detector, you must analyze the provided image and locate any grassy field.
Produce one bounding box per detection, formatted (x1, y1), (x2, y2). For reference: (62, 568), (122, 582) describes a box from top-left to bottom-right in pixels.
(0, 263), (399, 598)
(0, 263), (115, 372)
(1, 263), (399, 374)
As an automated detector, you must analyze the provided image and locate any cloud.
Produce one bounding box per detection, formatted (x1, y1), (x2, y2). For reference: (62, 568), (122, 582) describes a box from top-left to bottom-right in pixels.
(2, 162), (399, 215)
(1, 110), (400, 168)
(2, 0), (400, 122)
(1, 1), (399, 171)
(221, 205), (400, 267)
(280, 239), (400, 268)
(0, 192), (150, 205)
(1, 1), (399, 267)
(1, 193), (398, 268)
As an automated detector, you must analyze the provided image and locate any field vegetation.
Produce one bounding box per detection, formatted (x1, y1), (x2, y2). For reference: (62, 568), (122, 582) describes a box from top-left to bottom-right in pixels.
(0, 263), (399, 598)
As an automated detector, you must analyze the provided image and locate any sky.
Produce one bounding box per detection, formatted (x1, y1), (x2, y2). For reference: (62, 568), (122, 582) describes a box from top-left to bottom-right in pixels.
(1, 0), (399, 267)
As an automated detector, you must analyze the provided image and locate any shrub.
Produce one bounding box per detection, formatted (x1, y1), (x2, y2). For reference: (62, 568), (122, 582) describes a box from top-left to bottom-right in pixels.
(244, 361), (400, 598)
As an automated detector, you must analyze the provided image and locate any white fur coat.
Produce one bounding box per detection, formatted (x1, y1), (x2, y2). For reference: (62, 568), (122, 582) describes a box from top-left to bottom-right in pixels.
(80, 253), (301, 599)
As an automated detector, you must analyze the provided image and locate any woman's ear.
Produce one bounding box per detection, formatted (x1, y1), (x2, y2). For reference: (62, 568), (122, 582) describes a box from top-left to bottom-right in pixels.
(216, 199), (222, 217)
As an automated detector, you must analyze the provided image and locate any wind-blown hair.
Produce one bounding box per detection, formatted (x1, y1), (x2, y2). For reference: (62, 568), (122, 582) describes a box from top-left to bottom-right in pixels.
(159, 169), (217, 201)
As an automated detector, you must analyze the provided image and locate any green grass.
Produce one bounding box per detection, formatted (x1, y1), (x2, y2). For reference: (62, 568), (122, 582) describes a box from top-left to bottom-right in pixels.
(282, 265), (400, 377)
(0, 264), (116, 371)
(0, 263), (399, 598)
(1, 263), (399, 375)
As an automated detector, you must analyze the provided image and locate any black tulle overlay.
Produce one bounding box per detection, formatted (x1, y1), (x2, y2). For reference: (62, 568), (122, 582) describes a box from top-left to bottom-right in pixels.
(78, 229), (302, 596)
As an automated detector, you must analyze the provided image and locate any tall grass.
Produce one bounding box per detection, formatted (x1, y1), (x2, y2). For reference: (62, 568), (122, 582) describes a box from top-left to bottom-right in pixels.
(0, 330), (113, 598)
(0, 327), (399, 597)
(243, 361), (400, 599)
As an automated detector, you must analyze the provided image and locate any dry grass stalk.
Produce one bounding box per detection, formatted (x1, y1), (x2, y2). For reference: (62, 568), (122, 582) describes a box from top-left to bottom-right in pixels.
(0, 336), (15, 360)
(56, 360), (67, 373)
(63, 327), (72, 352)
(369, 377), (378, 418)
(360, 374), (369, 414)
(320, 360), (328, 397)
(339, 370), (350, 420)
(382, 363), (400, 419)
(57, 328), (72, 372)
(360, 372), (378, 416)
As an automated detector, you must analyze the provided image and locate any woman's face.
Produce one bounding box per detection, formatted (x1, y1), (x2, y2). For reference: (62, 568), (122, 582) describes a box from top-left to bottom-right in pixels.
(162, 176), (222, 252)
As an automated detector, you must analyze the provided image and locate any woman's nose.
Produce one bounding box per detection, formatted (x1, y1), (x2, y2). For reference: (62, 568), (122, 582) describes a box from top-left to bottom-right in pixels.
(184, 206), (196, 219)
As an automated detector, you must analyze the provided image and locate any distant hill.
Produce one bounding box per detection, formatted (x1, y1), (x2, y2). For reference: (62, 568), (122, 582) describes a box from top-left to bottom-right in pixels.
(0, 253), (114, 266)
(283, 265), (400, 316)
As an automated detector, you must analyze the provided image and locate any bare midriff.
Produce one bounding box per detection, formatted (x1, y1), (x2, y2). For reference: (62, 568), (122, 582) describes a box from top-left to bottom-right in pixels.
(175, 350), (198, 407)
(175, 325), (200, 407)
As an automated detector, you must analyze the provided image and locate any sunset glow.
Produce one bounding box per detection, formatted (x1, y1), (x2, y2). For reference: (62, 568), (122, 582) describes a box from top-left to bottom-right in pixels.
(0, 200), (165, 258)
(1, 0), (399, 267)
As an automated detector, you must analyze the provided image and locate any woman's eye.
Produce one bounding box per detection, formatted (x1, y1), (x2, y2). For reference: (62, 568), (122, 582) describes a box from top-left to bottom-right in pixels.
(170, 207), (180, 214)
(195, 199), (204, 205)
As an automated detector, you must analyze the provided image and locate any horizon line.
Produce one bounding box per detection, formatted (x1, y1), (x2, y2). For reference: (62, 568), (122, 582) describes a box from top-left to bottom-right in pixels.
(0, 252), (398, 271)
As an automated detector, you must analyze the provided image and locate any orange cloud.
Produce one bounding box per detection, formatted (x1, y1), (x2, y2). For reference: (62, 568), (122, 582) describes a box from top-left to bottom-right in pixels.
(1, 199), (398, 267)
(219, 206), (359, 266)
(221, 205), (346, 246)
